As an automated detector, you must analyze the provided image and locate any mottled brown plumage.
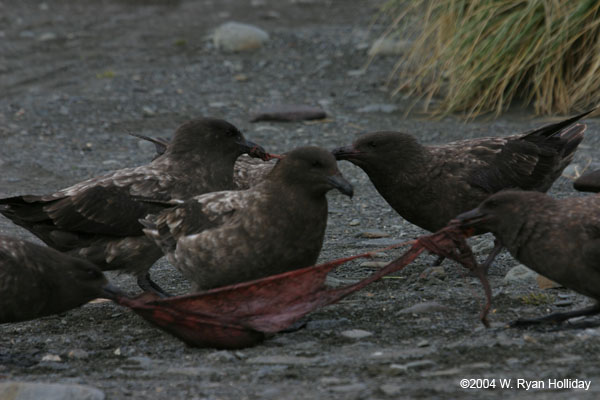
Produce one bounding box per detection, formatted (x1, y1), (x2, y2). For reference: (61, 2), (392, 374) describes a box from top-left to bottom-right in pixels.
(141, 146), (353, 292)
(456, 190), (600, 325)
(0, 235), (116, 323)
(130, 132), (276, 189)
(333, 111), (590, 232)
(574, 169), (600, 193)
(0, 118), (267, 293)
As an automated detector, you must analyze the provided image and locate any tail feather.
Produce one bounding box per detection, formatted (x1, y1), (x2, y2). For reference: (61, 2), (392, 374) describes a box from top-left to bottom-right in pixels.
(128, 132), (168, 158)
(0, 196), (48, 222)
(557, 123), (586, 161)
(522, 108), (595, 140)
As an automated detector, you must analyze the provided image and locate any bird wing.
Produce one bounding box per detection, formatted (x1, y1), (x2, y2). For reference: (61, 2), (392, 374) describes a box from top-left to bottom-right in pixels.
(1, 167), (175, 238)
(432, 136), (559, 194)
(141, 190), (250, 252)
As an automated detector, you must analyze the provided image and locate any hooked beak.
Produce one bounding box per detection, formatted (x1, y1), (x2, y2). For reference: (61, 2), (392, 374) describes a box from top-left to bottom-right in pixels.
(101, 282), (126, 301)
(453, 207), (491, 228)
(326, 173), (354, 197)
(238, 138), (270, 161)
(331, 145), (361, 161)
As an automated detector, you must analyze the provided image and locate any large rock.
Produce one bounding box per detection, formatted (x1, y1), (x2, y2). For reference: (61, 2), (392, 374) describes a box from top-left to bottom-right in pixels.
(504, 264), (538, 285)
(0, 382), (105, 400)
(213, 22), (269, 52)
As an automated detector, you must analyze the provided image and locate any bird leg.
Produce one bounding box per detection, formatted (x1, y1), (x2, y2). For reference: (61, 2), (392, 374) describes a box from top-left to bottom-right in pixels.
(509, 303), (600, 328)
(480, 239), (503, 273)
(137, 273), (171, 298)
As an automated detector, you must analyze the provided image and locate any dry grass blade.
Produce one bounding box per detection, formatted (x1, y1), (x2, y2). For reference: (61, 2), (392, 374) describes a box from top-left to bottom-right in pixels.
(381, 0), (600, 118)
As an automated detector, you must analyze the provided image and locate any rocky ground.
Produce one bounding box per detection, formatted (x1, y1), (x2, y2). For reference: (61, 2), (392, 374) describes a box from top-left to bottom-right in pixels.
(1, 1), (600, 399)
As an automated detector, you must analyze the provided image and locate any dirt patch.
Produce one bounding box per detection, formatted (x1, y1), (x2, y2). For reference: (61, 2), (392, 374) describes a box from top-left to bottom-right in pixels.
(1, 1), (600, 399)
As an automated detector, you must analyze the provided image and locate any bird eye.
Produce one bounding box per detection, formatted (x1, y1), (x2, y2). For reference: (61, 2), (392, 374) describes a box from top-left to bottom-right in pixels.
(227, 129), (239, 137)
(368, 141), (377, 148)
(312, 160), (322, 167)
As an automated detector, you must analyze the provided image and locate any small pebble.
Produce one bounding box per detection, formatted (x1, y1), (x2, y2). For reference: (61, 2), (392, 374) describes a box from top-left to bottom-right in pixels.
(340, 329), (373, 339)
(380, 383), (402, 396)
(41, 354), (62, 362)
(213, 22), (269, 52)
(357, 229), (390, 238)
(357, 104), (398, 113)
(359, 261), (389, 268)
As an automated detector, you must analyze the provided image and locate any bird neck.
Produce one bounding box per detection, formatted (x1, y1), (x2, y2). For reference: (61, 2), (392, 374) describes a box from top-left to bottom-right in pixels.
(158, 153), (236, 191)
(363, 148), (431, 190)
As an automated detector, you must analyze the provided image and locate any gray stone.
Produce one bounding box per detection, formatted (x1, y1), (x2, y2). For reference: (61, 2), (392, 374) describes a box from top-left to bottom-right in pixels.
(471, 237), (495, 254)
(349, 218), (360, 226)
(340, 329), (373, 339)
(368, 34), (411, 56)
(141, 105), (155, 117)
(0, 382), (105, 400)
(504, 264), (538, 284)
(554, 299), (574, 307)
(213, 22), (269, 52)
(41, 354), (62, 362)
(359, 261), (389, 268)
(357, 104), (398, 113)
(380, 383), (402, 396)
(359, 238), (399, 247)
(39, 32), (57, 41)
(397, 301), (450, 314)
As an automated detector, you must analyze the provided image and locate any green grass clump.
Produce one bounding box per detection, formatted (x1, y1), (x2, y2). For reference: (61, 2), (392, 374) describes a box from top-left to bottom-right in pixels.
(381, 0), (600, 118)
(520, 292), (555, 306)
(96, 70), (115, 79)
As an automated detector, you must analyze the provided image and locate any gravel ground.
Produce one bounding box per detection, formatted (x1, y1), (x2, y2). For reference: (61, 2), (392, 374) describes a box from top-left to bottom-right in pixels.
(1, 1), (600, 399)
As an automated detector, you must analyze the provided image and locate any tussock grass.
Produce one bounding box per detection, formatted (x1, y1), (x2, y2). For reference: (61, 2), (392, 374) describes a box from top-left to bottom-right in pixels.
(382, 0), (600, 118)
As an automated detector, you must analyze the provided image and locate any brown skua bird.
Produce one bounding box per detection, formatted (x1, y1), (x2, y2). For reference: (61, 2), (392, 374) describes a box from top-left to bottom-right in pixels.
(456, 190), (600, 327)
(0, 235), (119, 323)
(0, 119), (268, 295)
(129, 131), (279, 189)
(333, 110), (592, 269)
(141, 146), (353, 292)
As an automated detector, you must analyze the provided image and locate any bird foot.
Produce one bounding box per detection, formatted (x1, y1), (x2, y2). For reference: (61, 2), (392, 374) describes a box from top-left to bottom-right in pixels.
(137, 273), (171, 298)
(508, 304), (600, 328)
